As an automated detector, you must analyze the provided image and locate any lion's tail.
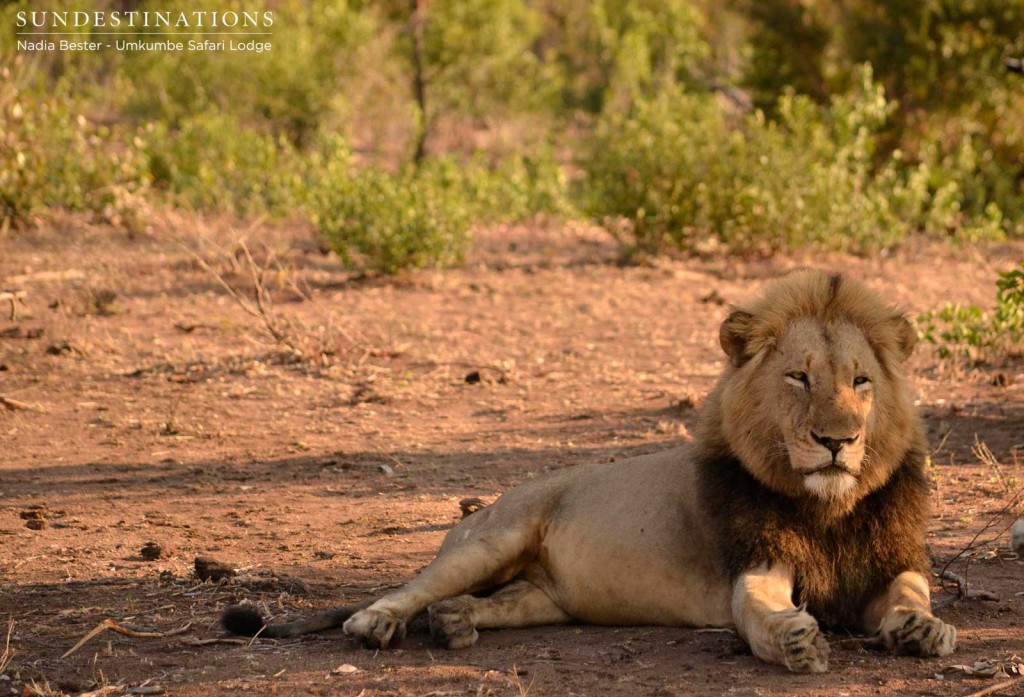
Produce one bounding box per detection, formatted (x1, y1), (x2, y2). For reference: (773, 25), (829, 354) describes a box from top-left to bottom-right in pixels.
(221, 598), (376, 639)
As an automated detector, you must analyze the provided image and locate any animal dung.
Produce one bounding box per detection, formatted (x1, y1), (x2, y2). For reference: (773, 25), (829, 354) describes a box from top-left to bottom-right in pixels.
(194, 556), (236, 582)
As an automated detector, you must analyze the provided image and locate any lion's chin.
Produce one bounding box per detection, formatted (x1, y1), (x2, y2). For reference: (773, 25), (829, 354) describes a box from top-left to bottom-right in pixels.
(801, 470), (859, 500)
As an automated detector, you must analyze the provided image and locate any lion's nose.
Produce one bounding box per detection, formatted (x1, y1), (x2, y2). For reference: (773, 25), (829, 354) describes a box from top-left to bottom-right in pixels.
(811, 432), (858, 455)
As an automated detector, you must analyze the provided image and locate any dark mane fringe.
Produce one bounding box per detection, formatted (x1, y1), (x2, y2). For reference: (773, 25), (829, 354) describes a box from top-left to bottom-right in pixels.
(695, 443), (930, 629)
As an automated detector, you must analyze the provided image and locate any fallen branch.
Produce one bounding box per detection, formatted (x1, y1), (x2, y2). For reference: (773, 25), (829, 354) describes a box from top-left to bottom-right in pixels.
(180, 636), (251, 647)
(62, 620), (192, 659)
(376, 448), (408, 472)
(247, 624), (266, 648)
(962, 677), (1024, 697)
(937, 569), (999, 601)
(161, 623), (193, 637)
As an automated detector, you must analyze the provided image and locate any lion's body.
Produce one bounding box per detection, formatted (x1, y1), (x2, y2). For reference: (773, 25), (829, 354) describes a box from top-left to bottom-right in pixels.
(223, 271), (956, 672)
(456, 447), (733, 628)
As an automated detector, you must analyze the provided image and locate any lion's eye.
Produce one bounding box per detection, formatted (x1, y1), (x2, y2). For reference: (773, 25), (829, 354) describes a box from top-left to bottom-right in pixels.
(853, 376), (871, 388)
(785, 371), (810, 388)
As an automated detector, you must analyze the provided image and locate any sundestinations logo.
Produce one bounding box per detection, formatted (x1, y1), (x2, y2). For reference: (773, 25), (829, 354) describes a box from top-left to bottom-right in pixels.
(15, 9), (275, 54)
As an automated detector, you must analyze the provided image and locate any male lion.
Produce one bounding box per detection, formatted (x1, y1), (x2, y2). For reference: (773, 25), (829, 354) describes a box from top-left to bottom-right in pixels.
(224, 270), (955, 673)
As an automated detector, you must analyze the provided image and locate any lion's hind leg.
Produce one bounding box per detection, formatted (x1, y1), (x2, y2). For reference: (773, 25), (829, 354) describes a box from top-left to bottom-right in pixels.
(344, 491), (556, 649)
(428, 578), (571, 649)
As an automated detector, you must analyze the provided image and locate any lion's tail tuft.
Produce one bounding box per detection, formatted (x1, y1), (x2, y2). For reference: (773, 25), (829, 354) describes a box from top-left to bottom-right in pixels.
(221, 605), (271, 637)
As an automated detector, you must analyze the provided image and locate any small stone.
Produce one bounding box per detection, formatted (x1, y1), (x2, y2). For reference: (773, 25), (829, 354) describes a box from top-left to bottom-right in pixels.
(25, 519), (46, 530)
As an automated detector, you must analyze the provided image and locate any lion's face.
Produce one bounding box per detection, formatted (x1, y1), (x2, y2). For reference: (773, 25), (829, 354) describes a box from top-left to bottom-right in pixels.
(769, 318), (877, 500)
(711, 272), (920, 506)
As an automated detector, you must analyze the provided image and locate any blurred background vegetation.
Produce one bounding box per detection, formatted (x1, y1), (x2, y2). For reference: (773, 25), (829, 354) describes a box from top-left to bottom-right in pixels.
(2, 0), (1024, 273)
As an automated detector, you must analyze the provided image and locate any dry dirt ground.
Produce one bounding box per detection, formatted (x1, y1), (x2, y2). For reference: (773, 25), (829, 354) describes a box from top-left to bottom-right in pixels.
(1, 217), (1022, 697)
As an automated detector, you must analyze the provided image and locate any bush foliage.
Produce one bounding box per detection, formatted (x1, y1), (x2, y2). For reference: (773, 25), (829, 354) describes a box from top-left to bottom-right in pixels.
(0, 64), (147, 226)
(313, 144), (572, 273)
(584, 67), (1008, 254)
(1, 0), (1024, 280)
(918, 263), (1024, 362)
(312, 141), (471, 274)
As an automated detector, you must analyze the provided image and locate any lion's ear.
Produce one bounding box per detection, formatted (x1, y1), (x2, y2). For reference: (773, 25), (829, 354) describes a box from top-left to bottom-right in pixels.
(892, 314), (916, 362)
(720, 310), (755, 367)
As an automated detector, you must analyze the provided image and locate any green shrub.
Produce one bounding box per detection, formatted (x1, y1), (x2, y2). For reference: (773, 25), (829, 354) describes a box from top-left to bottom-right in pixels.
(887, 133), (1010, 243)
(582, 65), (1014, 255)
(0, 59), (147, 227)
(582, 68), (906, 254)
(736, 0), (1024, 241)
(0, 58), (305, 225)
(420, 0), (553, 120)
(311, 140), (573, 273)
(918, 263), (1024, 361)
(312, 142), (472, 274)
(580, 85), (722, 252)
(143, 111), (306, 217)
(698, 80), (902, 254)
(419, 151), (575, 223)
(111, 0), (376, 147)
(538, 0), (710, 113)
(4, 0), (1022, 256)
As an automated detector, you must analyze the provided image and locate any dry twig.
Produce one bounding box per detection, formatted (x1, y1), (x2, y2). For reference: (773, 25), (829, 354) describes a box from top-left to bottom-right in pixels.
(973, 437), (1016, 495)
(961, 678), (1024, 697)
(937, 569), (998, 601)
(62, 620), (192, 659)
(0, 395), (36, 411)
(181, 239), (358, 362)
(0, 617), (13, 674)
(182, 242), (296, 349)
(180, 636), (251, 647)
(0, 290), (26, 321)
(508, 664), (535, 697)
(937, 444), (1024, 597)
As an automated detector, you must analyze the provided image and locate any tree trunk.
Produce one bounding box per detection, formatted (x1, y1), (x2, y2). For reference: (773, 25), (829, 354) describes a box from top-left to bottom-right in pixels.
(411, 0), (428, 166)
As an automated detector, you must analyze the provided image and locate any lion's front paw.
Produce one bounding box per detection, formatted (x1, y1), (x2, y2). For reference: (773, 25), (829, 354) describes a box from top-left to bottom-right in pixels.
(778, 611), (830, 674)
(428, 596), (479, 649)
(343, 607), (407, 649)
(878, 609), (956, 657)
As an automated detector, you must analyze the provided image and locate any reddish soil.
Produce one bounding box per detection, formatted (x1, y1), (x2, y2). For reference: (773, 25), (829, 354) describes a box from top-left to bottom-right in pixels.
(1, 217), (1022, 697)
